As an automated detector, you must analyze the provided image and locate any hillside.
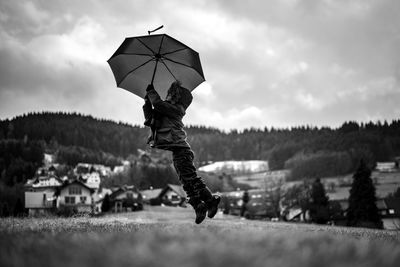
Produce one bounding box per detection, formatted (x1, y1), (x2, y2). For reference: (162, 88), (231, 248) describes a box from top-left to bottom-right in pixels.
(1, 112), (400, 180)
(1, 206), (399, 267)
(0, 112), (148, 158)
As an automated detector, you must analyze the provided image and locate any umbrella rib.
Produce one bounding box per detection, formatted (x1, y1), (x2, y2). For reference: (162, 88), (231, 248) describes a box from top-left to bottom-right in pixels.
(160, 59), (178, 81)
(157, 35), (165, 54)
(162, 47), (189, 56)
(118, 53), (153, 57)
(137, 38), (156, 55)
(117, 58), (155, 86)
(162, 57), (195, 71)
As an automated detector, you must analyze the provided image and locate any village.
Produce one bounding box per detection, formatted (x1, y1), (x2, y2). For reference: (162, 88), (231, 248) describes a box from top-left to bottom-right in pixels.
(24, 154), (188, 216)
(23, 153), (400, 230)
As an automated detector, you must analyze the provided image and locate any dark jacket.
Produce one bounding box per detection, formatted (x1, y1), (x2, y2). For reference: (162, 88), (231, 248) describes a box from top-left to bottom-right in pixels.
(143, 84), (192, 150)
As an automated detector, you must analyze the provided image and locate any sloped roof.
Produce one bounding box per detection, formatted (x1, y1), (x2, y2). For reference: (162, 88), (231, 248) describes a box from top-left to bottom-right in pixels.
(376, 199), (387, 210)
(385, 198), (400, 214)
(110, 185), (139, 198)
(164, 184), (187, 198)
(56, 179), (95, 195)
(92, 188), (113, 203)
(140, 188), (163, 199)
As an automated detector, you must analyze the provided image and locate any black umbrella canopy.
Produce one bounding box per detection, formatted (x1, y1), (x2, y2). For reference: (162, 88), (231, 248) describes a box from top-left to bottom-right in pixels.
(108, 34), (205, 99)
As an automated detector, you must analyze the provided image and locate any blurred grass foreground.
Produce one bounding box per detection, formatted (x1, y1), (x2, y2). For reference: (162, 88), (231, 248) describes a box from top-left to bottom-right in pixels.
(1, 206), (400, 267)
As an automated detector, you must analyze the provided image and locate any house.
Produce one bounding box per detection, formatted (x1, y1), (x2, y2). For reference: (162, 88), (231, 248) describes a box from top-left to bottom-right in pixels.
(56, 180), (95, 214)
(140, 184), (187, 207)
(109, 185), (143, 212)
(113, 165), (125, 174)
(233, 170), (290, 188)
(329, 198), (400, 229)
(282, 207), (305, 222)
(74, 163), (112, 178)
(158, 184), (187, 207)
(92, 187), (113, 214)
(78, 172), (101, 189)
(35, 164), (59, 177)
(25, 191), (57, 216)
(379, 198), (400, 230)
(376, 162), (397, 173)
(92, 164), (112, 177)
(223, 189), (277, 219)
(25, 175), (63, 192)
(140, 188), (163, 205)
(113, 160), (130, 174)
(24, 174), (63, 216)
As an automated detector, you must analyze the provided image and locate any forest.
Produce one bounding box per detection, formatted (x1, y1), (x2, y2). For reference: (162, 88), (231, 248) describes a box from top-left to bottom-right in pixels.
(1, 112), (400, 186)
(1, 112), (400, 216)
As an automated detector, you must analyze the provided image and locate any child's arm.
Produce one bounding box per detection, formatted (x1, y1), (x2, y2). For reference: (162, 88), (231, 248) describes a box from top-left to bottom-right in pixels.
(142, 94), (153, 127)
(146, 84), (185, 118)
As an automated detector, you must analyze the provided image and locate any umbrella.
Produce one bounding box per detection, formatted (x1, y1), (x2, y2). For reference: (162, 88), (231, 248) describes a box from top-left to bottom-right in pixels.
(108, 33), (205, 99)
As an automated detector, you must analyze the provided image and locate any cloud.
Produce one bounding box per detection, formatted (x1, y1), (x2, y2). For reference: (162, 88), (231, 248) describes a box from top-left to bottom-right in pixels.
(0, 0), (399, 130)
(186, 105), (265, 131)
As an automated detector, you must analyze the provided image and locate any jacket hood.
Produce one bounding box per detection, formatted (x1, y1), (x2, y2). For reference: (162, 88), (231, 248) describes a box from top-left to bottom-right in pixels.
(179, 87), (193, 110)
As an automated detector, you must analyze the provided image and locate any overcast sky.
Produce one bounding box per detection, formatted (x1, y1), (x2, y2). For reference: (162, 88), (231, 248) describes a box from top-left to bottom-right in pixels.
(1, 0), (399, 130)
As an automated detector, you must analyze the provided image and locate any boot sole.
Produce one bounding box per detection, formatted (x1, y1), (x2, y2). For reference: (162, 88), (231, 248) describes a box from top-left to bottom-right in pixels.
(195, 203), (207, 224)
(207, 195), (221, 218)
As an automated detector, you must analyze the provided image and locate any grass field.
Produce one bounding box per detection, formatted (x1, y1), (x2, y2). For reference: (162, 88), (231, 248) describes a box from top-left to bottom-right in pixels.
(1, 206), (400, 267)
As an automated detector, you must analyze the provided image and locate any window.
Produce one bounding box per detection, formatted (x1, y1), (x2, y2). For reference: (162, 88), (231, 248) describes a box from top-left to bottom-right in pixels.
(80, 196), (87, 203)
(65, 196), (75, 204)
(171, 195), (179, 200)
(127, 192), (133, 199)
(68, 186), (82, 195)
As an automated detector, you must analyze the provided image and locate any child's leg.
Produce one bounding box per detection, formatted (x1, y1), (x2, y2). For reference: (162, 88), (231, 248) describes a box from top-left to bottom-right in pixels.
(171, 148), (220, 220)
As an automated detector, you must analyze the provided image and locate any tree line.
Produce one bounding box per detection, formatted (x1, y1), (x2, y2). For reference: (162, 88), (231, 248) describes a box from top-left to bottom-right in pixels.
(1, 112), (400, 181)
(282, 160), (385, 229)
(0, 139), (44, 216)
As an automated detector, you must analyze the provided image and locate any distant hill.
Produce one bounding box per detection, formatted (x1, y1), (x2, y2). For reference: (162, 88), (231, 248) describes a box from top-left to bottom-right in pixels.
(0, 112), (148, 158)
(1, 112), (400, 181)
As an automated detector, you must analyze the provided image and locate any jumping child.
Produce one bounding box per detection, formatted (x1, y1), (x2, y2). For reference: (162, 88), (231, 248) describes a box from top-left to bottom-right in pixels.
(143, 81), (220, 224)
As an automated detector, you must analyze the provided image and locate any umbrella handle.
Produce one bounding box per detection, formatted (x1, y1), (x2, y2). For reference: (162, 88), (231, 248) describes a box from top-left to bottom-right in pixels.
(151, 60), (159, 85)
(148, 25), (164, 35)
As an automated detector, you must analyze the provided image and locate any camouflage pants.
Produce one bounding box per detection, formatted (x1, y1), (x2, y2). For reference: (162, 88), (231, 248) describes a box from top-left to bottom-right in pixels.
(171, 148), (205, 198)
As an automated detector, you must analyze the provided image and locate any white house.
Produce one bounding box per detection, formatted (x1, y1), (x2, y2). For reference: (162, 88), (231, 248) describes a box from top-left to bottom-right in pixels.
(25, 191), (57, 216)
(74, 163), (112, 177)
(57, 180), (95, 213)
(30, 175), (62, 189)
(24, 175), (63, 216)
(376, 162), (397, 172)
(79, 172), (101, 189)
(92, 164), (112, 177)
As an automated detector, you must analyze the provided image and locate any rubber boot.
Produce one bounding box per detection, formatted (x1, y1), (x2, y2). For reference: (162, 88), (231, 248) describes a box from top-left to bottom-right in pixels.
(188, 198), (207, 224)
(200, 187), (221, 218)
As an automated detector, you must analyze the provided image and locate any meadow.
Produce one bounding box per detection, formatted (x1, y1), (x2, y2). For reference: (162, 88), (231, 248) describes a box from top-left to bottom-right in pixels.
(1, 206), (400, 267)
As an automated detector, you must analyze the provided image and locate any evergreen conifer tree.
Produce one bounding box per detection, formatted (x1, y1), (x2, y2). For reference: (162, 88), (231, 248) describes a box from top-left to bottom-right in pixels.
(347, 160), (383, 229)
(13, 198), (25, 217)
(309, 178), (329, 224)
(101, 193), (111, 213)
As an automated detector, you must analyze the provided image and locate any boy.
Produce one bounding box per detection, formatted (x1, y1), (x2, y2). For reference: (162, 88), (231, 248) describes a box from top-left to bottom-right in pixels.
(143, 81), (220, 224)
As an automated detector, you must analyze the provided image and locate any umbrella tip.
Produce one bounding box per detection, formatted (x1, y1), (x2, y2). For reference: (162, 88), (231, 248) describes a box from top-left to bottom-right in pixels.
(148, 25), (164, 35)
